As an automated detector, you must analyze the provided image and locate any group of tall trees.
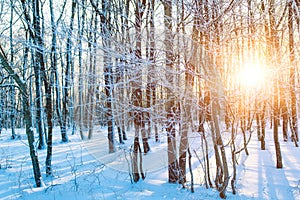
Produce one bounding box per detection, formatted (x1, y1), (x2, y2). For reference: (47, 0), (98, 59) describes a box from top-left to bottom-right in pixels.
(0, 0), (299, 198)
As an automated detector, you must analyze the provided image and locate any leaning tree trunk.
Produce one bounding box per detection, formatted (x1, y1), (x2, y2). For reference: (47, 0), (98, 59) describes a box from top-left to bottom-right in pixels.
(212, 95), (229, 198)
(0, 48), (42, 187)
(207, 3), (230, 197)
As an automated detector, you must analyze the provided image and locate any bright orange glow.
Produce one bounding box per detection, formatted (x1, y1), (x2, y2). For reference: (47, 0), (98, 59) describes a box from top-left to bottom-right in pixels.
(238, 62), (266, 90)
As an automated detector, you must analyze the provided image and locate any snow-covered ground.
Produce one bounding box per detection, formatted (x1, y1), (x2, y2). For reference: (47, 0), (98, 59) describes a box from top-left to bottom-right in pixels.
(0, 125), (299, 200)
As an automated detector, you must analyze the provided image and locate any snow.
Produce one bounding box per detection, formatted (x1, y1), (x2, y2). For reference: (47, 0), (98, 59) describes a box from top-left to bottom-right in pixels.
(237, 133), (300, 199)
(0, 126), (300, 200)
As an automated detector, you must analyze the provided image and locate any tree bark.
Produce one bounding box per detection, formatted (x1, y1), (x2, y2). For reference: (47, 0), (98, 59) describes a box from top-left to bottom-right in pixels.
(62, 0), (77, 142)
(288, 0), (299, 143)
(269, 0), (282, 168)
(87, 3), (98, 140)
(46, 0), (65, 176)
(32, 0), (46, 149)
(0, 48), (42, 187)
(260, 100), (266, 150)
(163, 0), (178, 183)
(9, 0), (16, 139)
(90, 0), (116, 153)
(77, 0), (86, 140)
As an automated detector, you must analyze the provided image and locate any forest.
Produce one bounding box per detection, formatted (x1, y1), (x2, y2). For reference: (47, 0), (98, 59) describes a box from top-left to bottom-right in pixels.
(0, 0), (300, 199)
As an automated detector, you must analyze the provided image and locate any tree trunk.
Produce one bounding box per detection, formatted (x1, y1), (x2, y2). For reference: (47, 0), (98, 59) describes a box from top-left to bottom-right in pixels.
(131, 88), (147, 182)
(212, 96), (229, 198)
(0, 88), (3, 135)
(145, 0), (156, 140)
(62, 0), (77, 142)
(32, 0), (46, 149)
(148, 0), (157, 141)
(179, 63), (194, 184)
(130, 0), (149, 182)
(259, 0), (267, 151)
(269, 0), (282, 168)
(0, 48), (42, 187)
(90, 0), (116, 153)
(255, 99), (261, 141)
(163, 0), (178, 183)
(231, 121), (237, 194)
(288, 0), (299, 143)
(260, 100), (266, 150)
(78, 0), (86, 140)
(280, 84), (288, 142)
(46, 0), (64, 176)
(179, 106), (188, 184)
(87, 5), (98, 140)
(9, 1), (16, 139)
(44, 75), (53, 176)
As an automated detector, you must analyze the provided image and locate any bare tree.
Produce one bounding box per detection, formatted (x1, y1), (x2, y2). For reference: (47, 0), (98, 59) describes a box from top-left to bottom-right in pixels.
(163, 0), (179, 184)
(62, 0), (77, 142)
(9, 0), (16, 139)
(87, 0), (98, 140)
(90, 0), (116, 153)
(288, 0), (299, 144)
(47, 0), (66, 176)
(77, 0), (87, 140)
(268, 0), (283, 169)
(20, 0), (46, 149)
(0, 47), (42, 187)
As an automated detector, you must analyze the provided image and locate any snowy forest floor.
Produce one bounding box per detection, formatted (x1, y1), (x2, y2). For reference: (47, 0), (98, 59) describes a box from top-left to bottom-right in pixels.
(0, 125), (300, 200)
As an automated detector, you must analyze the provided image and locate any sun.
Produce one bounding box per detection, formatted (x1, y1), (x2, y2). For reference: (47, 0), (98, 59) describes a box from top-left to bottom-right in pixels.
(238, 63), (266, 89)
